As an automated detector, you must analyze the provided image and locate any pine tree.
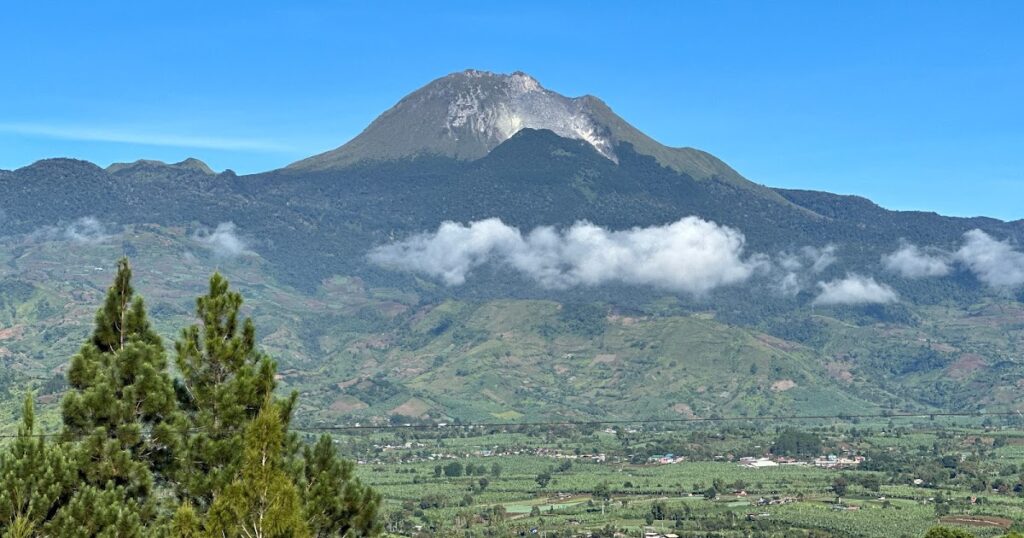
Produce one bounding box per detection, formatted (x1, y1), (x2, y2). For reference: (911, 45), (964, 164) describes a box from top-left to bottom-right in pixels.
(301, 435), (382, 537)
(44, 485), (146, 538)
(0, 394), (76, 537)
(174, 272), (289, 509)
(58, 258), (183, 529)
(206, 400), (309, 538)
(0, 261), (382, 536)
(171, 502), (201, 538)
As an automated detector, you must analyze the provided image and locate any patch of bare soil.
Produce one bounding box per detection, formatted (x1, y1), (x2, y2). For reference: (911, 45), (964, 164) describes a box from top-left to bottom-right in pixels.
(939, 515), (1011, 529)
(0, 325), (25, 341)
(771, 379), (797, 392)
(390, 398), (430, 417)
(672, 403), (697, 418)
(607, 315), (640, 326)
(826, 361), (855, 383)
(947, 353), (987, 380)
(753, 333), (798, 351)
(329, 397), (368, 414)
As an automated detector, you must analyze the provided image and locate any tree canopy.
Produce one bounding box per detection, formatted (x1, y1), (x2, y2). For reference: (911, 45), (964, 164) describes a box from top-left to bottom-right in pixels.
(0, 259), (380, 537)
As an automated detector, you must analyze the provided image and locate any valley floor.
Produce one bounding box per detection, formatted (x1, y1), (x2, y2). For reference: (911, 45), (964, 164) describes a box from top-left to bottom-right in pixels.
(337, 418), (1024, 537)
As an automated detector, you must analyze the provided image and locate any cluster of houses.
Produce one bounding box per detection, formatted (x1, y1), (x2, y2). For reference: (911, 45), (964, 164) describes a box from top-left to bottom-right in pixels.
(375, 441), (427, 451)
(738, 454), (864, 469)
(532, 448), (608, 462)
(814, 454), (865, 468)
(639, 530), (679, 538)
(753, 496), (797, 506)
(647, 453), (686, 465)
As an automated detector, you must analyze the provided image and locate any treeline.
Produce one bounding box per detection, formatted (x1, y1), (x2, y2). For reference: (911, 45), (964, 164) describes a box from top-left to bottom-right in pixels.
(0, 259), (380, 537)
(771, 428), (823, 457)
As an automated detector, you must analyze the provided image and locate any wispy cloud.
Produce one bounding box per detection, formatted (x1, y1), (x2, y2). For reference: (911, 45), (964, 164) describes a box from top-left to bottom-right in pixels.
(0, 122), (292, 152)
(29, 216), (117, 245)
(192, 222), (251, 258)
(774, 244), (838, 295)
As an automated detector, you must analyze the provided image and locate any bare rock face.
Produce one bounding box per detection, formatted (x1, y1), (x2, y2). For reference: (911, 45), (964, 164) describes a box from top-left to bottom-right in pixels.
(288, 70), (617, 167)
(438, 70), (617, 161)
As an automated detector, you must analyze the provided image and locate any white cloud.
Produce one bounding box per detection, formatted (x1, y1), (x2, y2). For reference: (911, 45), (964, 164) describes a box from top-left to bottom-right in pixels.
(955, 229), (1024, 288)
(370, 219), (521, 286)
(813, 274), (898, 305)
(882, 243), (952, 278)
(193, 222), (249, 258)
(370, 217), (767, 294)
(0, 122), (291, 152)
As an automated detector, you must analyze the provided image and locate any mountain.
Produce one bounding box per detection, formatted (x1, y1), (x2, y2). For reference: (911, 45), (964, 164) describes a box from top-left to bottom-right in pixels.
(106, 157), (215, 175)
(0, 70), (1023, 426)
(286, 69), (770, 195)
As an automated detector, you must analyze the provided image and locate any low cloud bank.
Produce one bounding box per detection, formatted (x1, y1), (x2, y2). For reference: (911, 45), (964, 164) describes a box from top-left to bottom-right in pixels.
(369, 217), (767, 294)
(813, 274), (898, 305)
(373, 219), (1024, 299)
(193, 222), (249, 258)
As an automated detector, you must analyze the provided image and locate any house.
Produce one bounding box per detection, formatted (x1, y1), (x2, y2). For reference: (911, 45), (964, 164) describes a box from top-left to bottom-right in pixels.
(648, 454), (685, 465)
(741, 457), (778, 468)
(813, 454), (862, 468)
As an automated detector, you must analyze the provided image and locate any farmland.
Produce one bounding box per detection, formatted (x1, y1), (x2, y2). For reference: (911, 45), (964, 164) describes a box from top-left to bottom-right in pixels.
(325, 417), (1024, 537)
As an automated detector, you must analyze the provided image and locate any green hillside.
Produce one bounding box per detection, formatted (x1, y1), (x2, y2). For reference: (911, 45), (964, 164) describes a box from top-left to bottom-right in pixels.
(1, 225), (1020, 432)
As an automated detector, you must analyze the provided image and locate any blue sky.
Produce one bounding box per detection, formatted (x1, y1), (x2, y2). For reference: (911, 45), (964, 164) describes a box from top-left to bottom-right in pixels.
(2, 1), (1022, 219)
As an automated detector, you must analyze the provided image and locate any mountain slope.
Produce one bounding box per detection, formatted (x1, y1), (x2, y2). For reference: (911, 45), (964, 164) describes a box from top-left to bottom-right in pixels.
(0, 227), (889, 425)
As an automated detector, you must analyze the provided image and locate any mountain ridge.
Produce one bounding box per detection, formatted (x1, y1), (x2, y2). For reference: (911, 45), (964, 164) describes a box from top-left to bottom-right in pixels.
(106, 157), (215, 175)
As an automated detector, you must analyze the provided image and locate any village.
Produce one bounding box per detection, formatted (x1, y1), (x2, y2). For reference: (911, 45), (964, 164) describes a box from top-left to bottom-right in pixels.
(363, 440), (866, 471)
